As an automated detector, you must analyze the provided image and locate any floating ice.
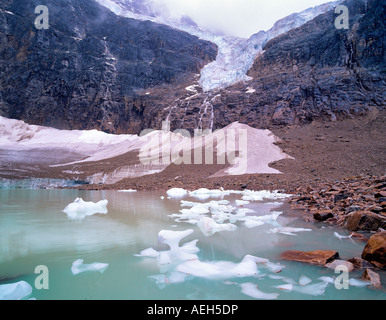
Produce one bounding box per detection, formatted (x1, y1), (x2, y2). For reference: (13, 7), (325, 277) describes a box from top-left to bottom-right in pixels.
(243, 220), (265, 229)
(349, 278), (370, 287)
(292, 281), (329, 296)
(71, 259), (109, 275)
(299, 275), (312, 286)
(0, 281), (32, 300)
(158, 229), (194, 252)
(149, 271), (189, 289)
(242, 190), (292, 202)
(166, 188), (188, 198)
(276, 283), (293, 292)
(240, 282), (279, 300)
(63, 198), (108, 220)
(267, 227), (312, 236)
(188, 188), (230, 200)
(334, 232), (354, 240)
(118, 189), (137, 193)
(318, 276), (335, 284)
(197, 217), (237, 236)
(135, 248), (159, 258)
(235, 200), (250, 206)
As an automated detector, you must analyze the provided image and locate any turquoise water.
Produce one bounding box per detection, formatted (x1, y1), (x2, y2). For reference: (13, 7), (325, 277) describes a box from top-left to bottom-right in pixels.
(0, 189), (385, 300)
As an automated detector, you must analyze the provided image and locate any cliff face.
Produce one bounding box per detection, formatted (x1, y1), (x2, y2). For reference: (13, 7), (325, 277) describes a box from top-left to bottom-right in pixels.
(0, 0), (384, 135)
(244, 0), (385, 126)
(161, 0), (385, 133)
(0, 0), (217, 133)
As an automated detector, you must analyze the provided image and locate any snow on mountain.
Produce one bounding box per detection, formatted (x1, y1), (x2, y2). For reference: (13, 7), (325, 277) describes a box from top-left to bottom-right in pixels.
(95, 0), (341, 91)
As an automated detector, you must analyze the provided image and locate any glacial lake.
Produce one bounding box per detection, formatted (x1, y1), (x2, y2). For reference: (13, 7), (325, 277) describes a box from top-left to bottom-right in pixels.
(0, 189), (385, 300)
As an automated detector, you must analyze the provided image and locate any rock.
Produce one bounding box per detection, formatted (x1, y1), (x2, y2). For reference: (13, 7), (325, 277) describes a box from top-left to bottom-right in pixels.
(374, 191), (386, 198)
(344, 211), (385, 231)
(361, 268), (382, 288)
(346, 205), (361, 213)
(325, 260), (355, 272)
(280, 250), (339, 266)
(347, 257), (375, 269)
(361, 231), (386, 268)
(350, 232), (369, 242)
(313, 210), (334, 221)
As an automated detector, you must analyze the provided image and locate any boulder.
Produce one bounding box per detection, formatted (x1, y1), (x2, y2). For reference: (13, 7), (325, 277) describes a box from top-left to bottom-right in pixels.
(361, 231), (386, 268)
(325, 259), (355, 272)
(313, 210), (334, 221)
(361, 268), (382, 288)
(347, 257), (374, 269)
(280, 250), (339, 266)
(344, 211), (385, 231)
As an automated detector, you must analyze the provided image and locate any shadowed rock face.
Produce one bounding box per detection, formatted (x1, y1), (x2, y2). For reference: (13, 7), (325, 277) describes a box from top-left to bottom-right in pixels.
(0, 0), (217, 133)
(0, 0), (384, 135)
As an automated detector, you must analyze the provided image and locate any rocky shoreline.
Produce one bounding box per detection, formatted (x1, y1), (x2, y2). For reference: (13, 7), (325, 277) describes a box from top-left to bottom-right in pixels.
(290, 175), (386, 234)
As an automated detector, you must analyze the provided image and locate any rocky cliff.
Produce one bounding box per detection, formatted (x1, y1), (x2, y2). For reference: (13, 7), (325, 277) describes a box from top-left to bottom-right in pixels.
(161, 0), (385, 132)
(0, 0), (384, 135)
(0, 0), (217, 133)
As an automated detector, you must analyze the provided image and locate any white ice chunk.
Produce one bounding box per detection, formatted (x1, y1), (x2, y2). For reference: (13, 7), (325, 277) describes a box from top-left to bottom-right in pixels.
(267, 227), (312, 236)
(235, 200), (250, 206)
(292, 282), (329, 296)
(243, 219), (265, 229)
(71, 259), (109, 275)
(0, 281), (32, 300)
(242, 190), (292, 202)
(63, 198), (108, 220)
(166, 188), (188, 198)
(197, 217), (237, 236)
(334, 232), (354, 240)
(318, 276), (335, 284)
(176, 254), (266, 280)
(299, 275), (312, 286)
(349, 278), (371, 287)
(188, 188), (229, 200)
(135, 248), (159, 258)
(240, 282), (279, 300)
(264, 261), (285, 273)
(158, 229), (194, 252)
(276, 283), (293, 292)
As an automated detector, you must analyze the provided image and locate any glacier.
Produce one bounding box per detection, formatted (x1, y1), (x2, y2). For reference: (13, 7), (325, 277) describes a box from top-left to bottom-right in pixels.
(96, 0), (341, 91)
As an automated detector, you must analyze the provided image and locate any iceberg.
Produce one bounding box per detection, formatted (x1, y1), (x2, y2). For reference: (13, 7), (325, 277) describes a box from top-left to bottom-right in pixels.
(135, 248), (160, 258)
(240, 282), (279, 300)
(71, 259), (109, 275)
(0, 281), (33, 300)
(267, 227), (312, 236)
(188, 188), (229, 200)
(158, 229), (194, 252)
(63, 198), (108, 220)
(197, 217), (237, 237)
(166, 188), (188, 198)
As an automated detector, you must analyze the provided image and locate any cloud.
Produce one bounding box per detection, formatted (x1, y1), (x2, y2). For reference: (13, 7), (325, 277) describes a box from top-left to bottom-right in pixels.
(150, 0), (335, 38)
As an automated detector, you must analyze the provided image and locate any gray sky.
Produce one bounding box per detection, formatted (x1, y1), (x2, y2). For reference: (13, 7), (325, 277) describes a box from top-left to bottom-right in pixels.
(150, 0), (334, 38)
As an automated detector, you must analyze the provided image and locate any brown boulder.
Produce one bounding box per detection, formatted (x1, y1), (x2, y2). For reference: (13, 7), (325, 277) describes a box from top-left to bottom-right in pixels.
(344, 211), (385, 231)
(361, 231), (386, 268)
(313, 210), (334, 221)
(280, 250), (339, 266)
(347, 257), (374, 269)
(361, 268), (382, 288)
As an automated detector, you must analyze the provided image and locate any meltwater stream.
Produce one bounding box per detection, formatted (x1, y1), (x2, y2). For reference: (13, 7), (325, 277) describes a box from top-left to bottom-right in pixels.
(0, 189), (385, 300)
